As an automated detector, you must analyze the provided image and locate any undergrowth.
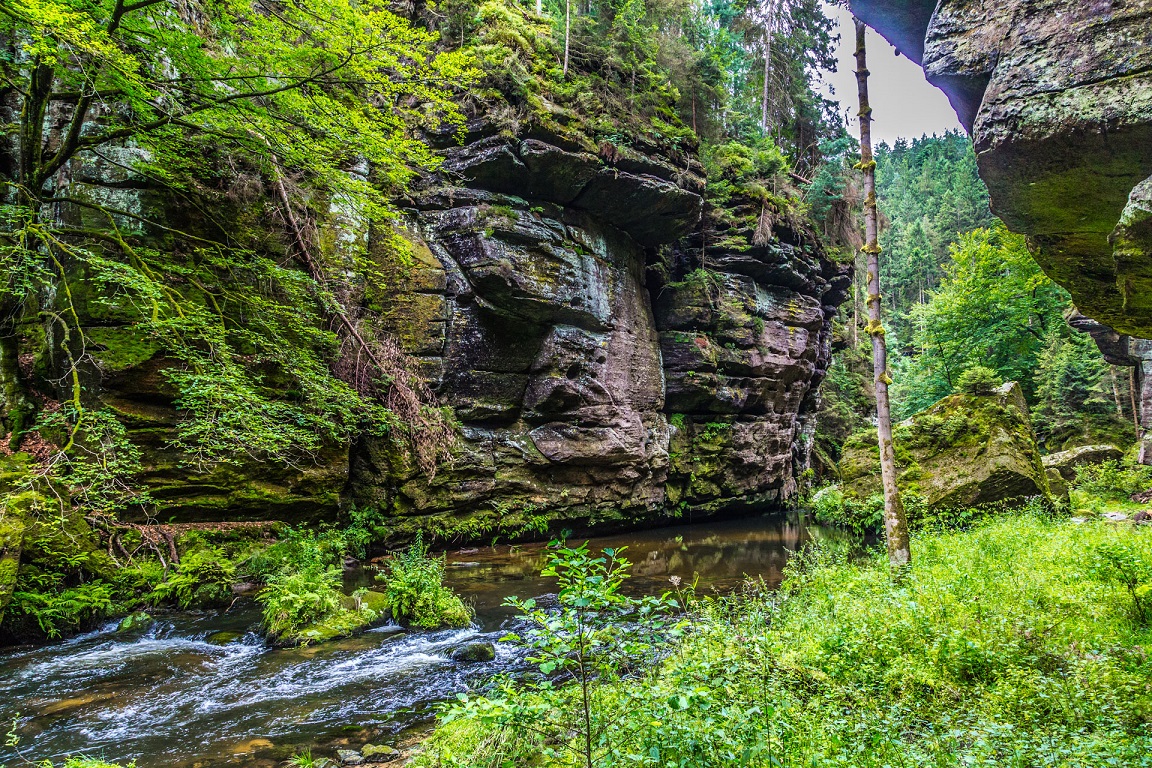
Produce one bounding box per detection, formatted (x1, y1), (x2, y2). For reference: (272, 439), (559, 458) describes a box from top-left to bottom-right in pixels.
(377, 533), (472, 629)
(415, 513), (1152, 767)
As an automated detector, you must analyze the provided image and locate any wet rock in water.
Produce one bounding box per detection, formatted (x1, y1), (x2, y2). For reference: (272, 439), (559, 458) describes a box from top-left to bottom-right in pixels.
(839, 382), (1053, 511)
(116, 612), (155, 633)
(451, 641), (496, 663)
(1042, 445), (1124, 483)
(360, 744), (400, 761)
(336, 748), (364, 765)
(269, 591), (390, 648)
(207, 630), (245, 645)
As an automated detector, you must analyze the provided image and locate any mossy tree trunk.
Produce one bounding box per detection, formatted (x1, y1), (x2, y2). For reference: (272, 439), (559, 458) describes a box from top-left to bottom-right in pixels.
(855, 18), (910, 566)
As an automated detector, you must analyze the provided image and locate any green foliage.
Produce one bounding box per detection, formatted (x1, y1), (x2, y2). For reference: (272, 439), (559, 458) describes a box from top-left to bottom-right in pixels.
(150, 548), (237, 609)
(809, 485), (883, 533)
(0, 0), (472, 491)
(1072, 460), (1152, 501)
(8, 581), (113, 638)
(430, 540), (685, 767)
(419, 515), (1152, 767)
(378, 533), (471, 629)
(890, 225), (1070, 418)
(1033, 328), (1130, 450)
(256, 566), (344, 638)
(955, 365), (1001, 395)
(1086, 540), (1152, 625)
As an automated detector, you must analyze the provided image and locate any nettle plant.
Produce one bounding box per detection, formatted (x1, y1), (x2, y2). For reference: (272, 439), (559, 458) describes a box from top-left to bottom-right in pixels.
(444, 540), (687, 768)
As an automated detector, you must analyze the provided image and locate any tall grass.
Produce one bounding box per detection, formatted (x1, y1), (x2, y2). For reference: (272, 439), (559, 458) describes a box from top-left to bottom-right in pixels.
(416, 514), (1152, 767)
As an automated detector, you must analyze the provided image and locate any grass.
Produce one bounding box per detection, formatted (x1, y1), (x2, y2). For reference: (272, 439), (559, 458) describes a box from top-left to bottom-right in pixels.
(415, 513), (1152, 767)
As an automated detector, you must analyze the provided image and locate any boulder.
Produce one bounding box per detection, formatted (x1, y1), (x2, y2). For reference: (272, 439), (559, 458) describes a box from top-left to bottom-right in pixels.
(116, 612), (155, 634)
(839, 382), (1052, 510)
(336, 749), (364, 765)
(1042, 445), (1124, 483)
(450, 640), (496, 663)
(360, 743), (401, 761)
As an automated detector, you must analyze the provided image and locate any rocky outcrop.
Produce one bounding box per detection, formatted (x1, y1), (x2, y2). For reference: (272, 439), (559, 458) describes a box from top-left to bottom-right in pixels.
(850, 0), (1152, 338)
(1067, 310), (1152, 463)
(352, 127), (849, 537)
(1043, 444), (1124, 482)
(839, 382), (1052, 509)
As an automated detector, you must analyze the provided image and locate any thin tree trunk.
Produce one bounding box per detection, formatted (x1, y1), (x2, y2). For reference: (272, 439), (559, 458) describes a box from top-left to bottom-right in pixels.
(563, 0), (571, 78)
(1110, 366), (1126, 419)
(760, 2), (773, 132)
(855, 18), (909, 567)
(1130, 367), (1141, 439)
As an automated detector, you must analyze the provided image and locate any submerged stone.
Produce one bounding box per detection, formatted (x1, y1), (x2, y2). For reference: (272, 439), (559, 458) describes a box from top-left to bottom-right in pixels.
(450, 640), (496, 663)
(116, 612), (154, 633)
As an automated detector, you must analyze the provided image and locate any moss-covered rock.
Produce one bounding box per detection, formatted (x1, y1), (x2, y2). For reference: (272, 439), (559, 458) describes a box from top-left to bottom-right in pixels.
(270, 590), (390, 648)
(839, 382), (1052, 510)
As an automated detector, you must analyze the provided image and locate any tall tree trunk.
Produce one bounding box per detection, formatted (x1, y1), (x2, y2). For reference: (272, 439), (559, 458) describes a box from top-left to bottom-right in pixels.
(760, 1), (773, 132)
(563, 0), (571, 78)
(855, 18), (910, 567)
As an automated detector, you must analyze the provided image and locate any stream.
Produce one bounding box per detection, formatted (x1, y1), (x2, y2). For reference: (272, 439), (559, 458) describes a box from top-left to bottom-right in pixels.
(0, 515), (841, 768)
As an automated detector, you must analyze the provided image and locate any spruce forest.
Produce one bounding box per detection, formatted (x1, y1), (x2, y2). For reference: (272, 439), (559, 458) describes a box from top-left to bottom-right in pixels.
(1, 0), (1151, 765)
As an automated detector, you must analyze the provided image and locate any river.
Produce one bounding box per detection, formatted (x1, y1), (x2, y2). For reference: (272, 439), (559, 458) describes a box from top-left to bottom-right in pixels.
(0, 515), (841, 767)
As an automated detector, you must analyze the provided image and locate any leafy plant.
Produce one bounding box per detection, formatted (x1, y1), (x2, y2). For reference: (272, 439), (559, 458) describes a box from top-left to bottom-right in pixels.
(378, 533), (471, 629)
(256, 566), (344, 639)
(8, 581), (113, 638)
(955, 365), (1001, 395)
(1073, 460), (1152, 501)
(438, 540), (684, 768)
(1087, 540), (1152, 625)
(151, 548), (237, 609)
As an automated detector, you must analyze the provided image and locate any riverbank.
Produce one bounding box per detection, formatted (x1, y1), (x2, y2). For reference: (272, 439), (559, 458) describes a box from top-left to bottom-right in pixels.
(0, 516), (829, 768)
(415, 512), (1152, 767)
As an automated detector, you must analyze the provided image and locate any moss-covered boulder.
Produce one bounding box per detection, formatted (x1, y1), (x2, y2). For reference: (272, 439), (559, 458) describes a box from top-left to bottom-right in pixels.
(839, 382), (1052, 510)
(1042, 445), (1125, 483)
(270, 590), (390, 647)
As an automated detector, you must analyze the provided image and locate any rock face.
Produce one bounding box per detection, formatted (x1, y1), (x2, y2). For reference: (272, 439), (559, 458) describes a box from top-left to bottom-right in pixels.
(22, 123), (848, 536)
(1043, 445), (1124, 482)
(849, 0), (1152, 338)
(352, 127), (849, 536)
(839, 382), (1052, 509)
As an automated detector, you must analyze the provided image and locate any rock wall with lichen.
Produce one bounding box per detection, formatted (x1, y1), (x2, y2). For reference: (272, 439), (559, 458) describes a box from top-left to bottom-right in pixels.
(31, 121), (848, 539)
(347, 123), (850, 539)
(849, 0), (1152, 338)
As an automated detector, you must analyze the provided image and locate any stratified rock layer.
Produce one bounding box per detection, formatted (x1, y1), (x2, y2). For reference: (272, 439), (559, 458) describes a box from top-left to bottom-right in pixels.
(353, 129), (849, 536)
(850, 0), (1152, 338)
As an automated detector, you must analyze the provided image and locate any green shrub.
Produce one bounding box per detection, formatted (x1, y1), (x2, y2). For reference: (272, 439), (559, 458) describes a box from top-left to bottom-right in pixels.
(1086, 539), (1152, 625)
(809, 486), (884, 533)
(955, 365), (1001, 395)
(150, 548), (236, 608)
(1073, 459), (1152, 501)
(8, 581), (114, 638)
(417, 515), (1152, 767)
(256, 566), (344, 638)
(378, 534), (471, 629)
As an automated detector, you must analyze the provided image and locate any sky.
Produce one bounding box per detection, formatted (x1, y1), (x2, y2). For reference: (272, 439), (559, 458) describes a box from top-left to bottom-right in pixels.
(819, 4), (963, 146)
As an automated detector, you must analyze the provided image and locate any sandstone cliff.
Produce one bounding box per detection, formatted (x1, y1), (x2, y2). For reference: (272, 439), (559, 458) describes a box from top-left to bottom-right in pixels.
(849, 0), (1152, 338)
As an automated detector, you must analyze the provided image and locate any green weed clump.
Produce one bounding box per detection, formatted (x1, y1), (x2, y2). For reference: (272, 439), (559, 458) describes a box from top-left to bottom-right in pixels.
(150, 548), (236, 609)
(378, 534), (471, 629)
(417, 514), (1152, 767)
(1073, 459), (1152, 502)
